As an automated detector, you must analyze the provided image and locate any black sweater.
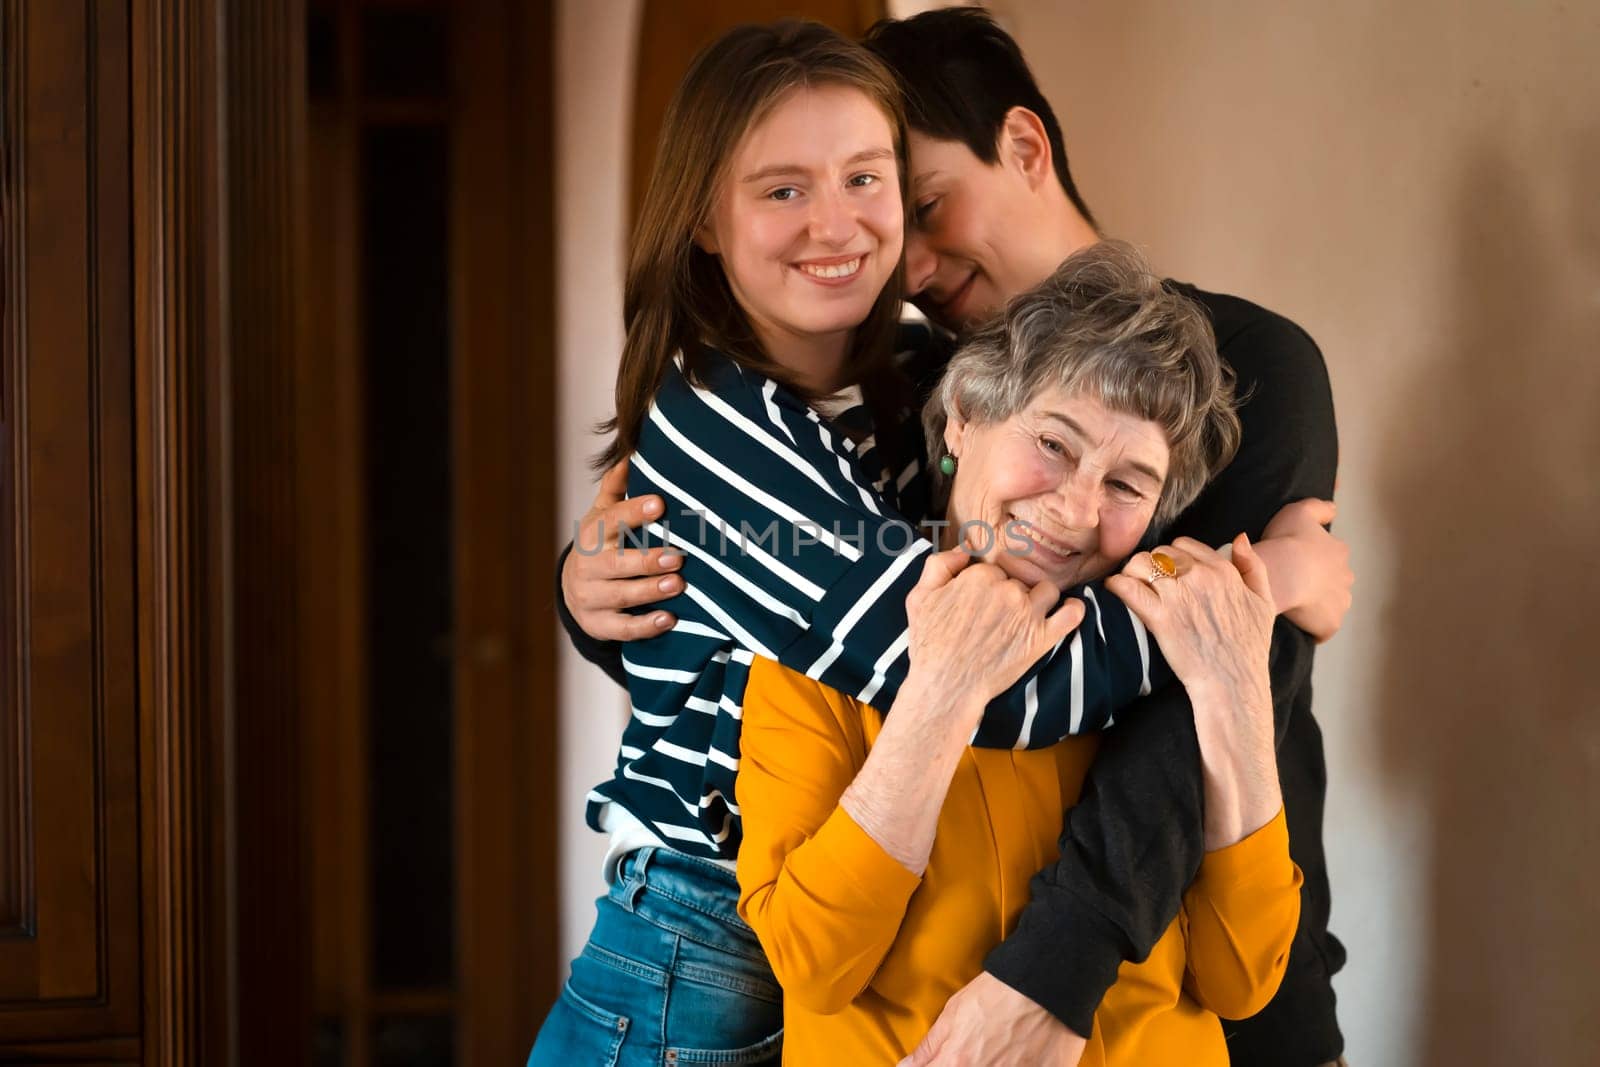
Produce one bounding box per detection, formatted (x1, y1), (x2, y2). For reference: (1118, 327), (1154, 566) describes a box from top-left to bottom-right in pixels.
(554, 284), (1345, 1066)
(981, 285), (1345, 1066)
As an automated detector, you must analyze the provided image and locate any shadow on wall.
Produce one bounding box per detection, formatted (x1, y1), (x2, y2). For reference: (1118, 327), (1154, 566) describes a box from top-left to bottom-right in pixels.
(1377, 130), (1600, 1067)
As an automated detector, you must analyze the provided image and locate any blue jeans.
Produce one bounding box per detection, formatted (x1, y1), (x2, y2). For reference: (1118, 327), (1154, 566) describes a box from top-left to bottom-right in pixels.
(527, 847), (783, 1067)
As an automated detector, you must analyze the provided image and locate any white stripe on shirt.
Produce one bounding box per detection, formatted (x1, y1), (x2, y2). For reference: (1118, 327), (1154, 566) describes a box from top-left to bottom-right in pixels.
(690, 383), (848, 506)
(633, 453), (824, 606)
(1019, 675), (1041, 748)
(649, 405), (864, 561)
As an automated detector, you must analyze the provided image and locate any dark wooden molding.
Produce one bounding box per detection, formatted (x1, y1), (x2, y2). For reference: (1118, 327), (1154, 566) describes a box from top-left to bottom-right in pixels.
(12, 0), (566, 1058)
(132, 0), (315, 1060)
(129, 0), (234, 1063)
(2, 0), (310, 1060)
(85, 0), (142, 1036)
(0, 0), (32, 945)
(224, 2), (311, 1064)
(0, 0), (140, 1045)
(0, 1034), (140, 1063)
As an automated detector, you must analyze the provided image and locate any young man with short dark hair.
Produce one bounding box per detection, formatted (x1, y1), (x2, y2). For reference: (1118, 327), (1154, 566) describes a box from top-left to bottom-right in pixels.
(863, 9), (1347, 1065)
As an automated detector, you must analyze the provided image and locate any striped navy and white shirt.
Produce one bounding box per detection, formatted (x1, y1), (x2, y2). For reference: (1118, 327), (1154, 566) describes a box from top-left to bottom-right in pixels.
(586, 342), (1168, 861)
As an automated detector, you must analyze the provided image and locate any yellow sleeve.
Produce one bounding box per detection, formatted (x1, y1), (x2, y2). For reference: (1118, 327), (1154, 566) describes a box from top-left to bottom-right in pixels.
(1180, 806), (1304, 1020)
(735, 656), (924, 1015)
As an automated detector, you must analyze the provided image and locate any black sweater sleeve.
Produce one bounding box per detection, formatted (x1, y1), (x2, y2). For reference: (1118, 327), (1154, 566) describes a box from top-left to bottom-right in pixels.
(553, 540), (629, 689)
(983, 294), (1339, 1035)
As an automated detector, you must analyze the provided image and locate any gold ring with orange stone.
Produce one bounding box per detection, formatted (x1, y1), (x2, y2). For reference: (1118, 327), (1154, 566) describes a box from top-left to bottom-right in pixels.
(1148, 551), (1179, 586)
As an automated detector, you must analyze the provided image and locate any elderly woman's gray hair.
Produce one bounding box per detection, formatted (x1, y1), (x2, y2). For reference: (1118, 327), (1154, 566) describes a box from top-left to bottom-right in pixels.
(923, 241), (1241, 527)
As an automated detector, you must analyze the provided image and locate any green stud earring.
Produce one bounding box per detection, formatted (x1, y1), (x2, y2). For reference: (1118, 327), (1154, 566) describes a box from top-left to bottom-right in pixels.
(938, 453), (957, 476)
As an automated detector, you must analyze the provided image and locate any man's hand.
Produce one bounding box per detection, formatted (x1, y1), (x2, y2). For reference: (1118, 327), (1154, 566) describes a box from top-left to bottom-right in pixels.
(562, 460), (682, 640)
(1256, 497), (1353, 642)
(899, 972), (1087, 1067)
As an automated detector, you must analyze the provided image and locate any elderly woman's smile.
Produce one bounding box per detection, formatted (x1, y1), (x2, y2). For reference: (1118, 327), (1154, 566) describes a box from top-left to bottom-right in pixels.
(943, 386), (1171, 591)
(922, 242), (1239, 599)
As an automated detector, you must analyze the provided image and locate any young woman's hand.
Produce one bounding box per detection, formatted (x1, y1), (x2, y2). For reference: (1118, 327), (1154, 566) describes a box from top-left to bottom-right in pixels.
(561, 461), (683, 640)
(1255, 497), (1353, 642)
(903, 545), (1085, 733)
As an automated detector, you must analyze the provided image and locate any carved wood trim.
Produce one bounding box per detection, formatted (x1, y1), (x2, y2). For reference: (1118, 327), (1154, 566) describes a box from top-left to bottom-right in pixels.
(0, 0), (140, 1046)
(0, 1035), (141, 1062)
(132, 0), (312, 1061)
(130, 0), (233, 1063)
(0, 0), (300, 1056)
(0, 0), (32, 944)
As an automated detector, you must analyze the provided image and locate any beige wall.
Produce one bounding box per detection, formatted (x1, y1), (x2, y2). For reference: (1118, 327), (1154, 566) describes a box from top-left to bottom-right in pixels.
(993, 1), (1600, 1063)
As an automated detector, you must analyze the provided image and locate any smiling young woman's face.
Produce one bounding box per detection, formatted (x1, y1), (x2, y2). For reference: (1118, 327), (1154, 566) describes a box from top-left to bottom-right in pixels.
(944, 387), (1170, 591)
(700, 85), (903, 376)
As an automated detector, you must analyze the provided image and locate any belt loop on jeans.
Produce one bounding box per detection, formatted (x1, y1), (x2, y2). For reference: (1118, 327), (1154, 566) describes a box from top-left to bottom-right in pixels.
(618, 846), (654, 913)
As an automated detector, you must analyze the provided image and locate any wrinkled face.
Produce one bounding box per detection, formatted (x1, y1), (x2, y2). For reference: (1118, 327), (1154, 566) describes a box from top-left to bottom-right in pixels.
(903, 131), (1049, 331)
(944, 387), (1169, 590)
(701, 85), (903, 361)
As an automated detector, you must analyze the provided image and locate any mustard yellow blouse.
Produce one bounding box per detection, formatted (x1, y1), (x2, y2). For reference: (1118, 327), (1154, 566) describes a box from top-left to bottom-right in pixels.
(735, 655), (1303, 1066)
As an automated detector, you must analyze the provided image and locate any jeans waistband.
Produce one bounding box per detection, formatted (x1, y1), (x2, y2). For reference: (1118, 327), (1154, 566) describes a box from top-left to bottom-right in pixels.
(613, 846), (753, 941)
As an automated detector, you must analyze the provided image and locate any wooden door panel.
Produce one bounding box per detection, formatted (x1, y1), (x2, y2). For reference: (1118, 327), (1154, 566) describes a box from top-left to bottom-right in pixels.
(0, 0), (141, 1046)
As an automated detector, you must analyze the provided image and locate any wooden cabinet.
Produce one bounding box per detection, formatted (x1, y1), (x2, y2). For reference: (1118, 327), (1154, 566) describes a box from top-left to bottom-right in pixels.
(0, 3), (143, 1059)
(2, 1), (560, 1063)
(2, 0), (280, 1060)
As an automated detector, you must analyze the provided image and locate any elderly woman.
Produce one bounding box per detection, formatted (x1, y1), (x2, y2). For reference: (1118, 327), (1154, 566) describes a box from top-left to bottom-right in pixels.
(735, 242), (1304, 1066)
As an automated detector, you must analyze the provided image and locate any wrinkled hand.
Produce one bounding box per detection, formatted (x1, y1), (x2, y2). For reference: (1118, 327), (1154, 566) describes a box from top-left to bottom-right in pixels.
(1112, 537), (1281, 849)
(1106, 535), (1275, 703)
(903, 546), (1085, 730)
(900, 971), (1086, 1067)
(561, 460), (682, 641)
(1261, 498), (1352, 642)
